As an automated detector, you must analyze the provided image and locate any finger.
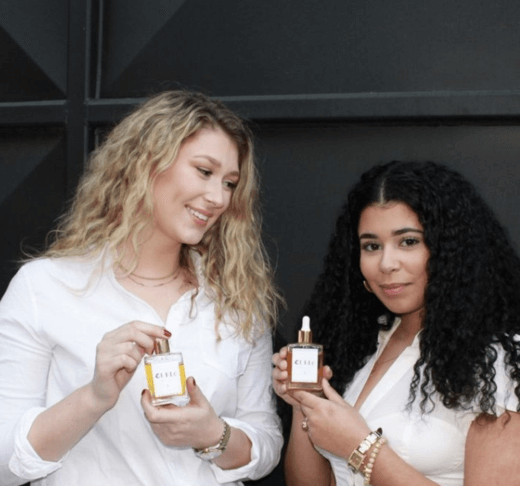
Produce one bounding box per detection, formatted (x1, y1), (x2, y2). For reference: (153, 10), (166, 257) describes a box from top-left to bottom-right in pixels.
(272, 352), (288, 371)
(279, 346), (288, 358)
(324, 365), (333, 380)
(99, 341), (145, 368)
(321, 378), (344, 404)
(186, 377), (208, 407)
(272, 366), (288, 382)
(141, 389), (155, 420)
(111, 321), (171, 347)
(291, 390), (322, 408)
(141, 389), (180, 423)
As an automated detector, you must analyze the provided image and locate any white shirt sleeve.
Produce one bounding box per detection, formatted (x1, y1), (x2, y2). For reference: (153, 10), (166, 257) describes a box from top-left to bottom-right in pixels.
(209, 330), (282, 483)
(0, 265), (64, 484)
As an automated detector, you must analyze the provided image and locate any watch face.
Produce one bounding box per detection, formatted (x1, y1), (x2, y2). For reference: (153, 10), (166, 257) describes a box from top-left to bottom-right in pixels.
(198, 449), (223, 460)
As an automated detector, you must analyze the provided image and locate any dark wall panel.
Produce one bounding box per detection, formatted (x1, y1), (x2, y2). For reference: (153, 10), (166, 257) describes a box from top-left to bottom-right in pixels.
(0, 129), (67, 293)
(101, 0), (520, 98)
(0, 0), (68, 101)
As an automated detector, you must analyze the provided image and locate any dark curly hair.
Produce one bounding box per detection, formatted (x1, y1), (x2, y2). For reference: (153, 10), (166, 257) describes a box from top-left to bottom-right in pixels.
(305, 160), (520, 414)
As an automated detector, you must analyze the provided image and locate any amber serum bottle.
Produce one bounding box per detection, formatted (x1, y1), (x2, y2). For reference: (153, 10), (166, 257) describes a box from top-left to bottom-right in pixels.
(286, 316), (324, 391)
(144, 338), (189, 406)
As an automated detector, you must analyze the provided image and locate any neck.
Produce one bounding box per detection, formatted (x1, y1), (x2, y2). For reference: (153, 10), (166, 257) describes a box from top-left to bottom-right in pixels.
(394, 311), (423, 343)
(118, 236), (183, 278)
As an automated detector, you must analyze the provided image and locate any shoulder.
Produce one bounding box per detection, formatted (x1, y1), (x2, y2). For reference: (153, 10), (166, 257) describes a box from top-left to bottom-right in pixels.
(465, 411), (520, 485)
(15, 251), (106, 294)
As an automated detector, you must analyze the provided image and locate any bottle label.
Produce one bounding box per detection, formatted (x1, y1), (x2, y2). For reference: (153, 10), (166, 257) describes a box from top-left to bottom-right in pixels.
(291, 348), (319, 383)
(150, 361), (184, 397)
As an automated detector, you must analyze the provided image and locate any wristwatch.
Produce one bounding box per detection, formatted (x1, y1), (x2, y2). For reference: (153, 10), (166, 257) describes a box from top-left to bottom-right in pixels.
(193, 419), (231, 461)
(347, 428), (383, 472)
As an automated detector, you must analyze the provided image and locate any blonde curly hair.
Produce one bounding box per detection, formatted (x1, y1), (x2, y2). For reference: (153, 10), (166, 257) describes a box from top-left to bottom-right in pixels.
(44, 90), (282, 339)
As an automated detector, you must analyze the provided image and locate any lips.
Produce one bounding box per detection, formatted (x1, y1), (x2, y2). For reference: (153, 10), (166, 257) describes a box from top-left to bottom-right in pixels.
(380, 284), (407, 296)
(186, 206), (211, 224)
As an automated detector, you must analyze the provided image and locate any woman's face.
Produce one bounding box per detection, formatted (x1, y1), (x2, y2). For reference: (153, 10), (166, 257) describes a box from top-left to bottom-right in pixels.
(150, 126), (239, 249)
(358, 202), (429, 326)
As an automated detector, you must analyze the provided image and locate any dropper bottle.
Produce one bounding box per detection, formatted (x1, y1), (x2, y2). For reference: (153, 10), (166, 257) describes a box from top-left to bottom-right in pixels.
(286, 316), (324, 391)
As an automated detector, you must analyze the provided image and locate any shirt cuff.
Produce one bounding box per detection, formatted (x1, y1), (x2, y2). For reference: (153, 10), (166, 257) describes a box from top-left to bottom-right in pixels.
(9, 407), (68, 480)
(208, 416), (282, 483)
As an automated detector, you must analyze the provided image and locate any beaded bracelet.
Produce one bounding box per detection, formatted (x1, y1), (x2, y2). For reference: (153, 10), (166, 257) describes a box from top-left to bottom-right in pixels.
(363, 436), (386, 485)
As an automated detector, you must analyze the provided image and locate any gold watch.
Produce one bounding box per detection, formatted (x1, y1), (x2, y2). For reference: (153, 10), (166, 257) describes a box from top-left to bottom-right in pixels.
(193, 419), (231, 461)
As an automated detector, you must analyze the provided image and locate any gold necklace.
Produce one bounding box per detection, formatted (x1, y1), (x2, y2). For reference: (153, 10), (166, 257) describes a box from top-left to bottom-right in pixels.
(118, 262), (178, 280)
(127, 272), (180, 288)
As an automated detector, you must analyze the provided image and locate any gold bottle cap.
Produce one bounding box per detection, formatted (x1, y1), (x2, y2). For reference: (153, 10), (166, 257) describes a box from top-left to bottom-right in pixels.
(154, 338), (170, 354)
(298, 316), (313, 344)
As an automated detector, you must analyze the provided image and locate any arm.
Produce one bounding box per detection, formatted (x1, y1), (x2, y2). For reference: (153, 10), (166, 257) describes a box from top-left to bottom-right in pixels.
(294, 379), (440, 486)
(141, 377), (254, 469)
(28, 322), (171, 461)
(0, 265), (169, 484)
(464, 411), (520, 485)
(272, 346), (333, 486)
(285, 408), (334, 486)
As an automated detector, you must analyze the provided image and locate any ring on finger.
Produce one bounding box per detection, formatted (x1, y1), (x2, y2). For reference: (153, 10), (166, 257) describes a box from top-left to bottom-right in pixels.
(302, 417), (309, 431)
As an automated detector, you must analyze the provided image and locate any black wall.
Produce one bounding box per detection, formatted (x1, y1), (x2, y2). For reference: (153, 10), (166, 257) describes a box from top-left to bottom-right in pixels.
(2, 2), (520, 484)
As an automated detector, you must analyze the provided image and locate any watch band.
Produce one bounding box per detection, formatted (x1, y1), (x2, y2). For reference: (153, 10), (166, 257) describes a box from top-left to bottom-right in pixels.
(193, 418), (231, 460)
(347, 428), (383, 473)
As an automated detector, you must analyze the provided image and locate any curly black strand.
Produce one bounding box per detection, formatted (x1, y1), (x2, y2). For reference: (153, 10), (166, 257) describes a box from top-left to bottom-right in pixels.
(304, 160), (520, 414)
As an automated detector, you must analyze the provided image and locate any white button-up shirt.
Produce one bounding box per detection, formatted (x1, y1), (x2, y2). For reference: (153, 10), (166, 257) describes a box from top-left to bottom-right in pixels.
(0, 253), (282, 485)
(319, 319), (518, 485)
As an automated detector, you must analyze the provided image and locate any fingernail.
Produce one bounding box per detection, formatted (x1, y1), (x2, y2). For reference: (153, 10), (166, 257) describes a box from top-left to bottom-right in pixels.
(163, 329), (172, 338)
(192, 377), (196, 387)
(141, 389), (146, 396)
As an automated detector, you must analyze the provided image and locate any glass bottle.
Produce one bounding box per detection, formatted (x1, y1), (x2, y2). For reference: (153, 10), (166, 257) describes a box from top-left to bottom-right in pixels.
(144, 338), (190, 406)
(287, 316), (324, 391)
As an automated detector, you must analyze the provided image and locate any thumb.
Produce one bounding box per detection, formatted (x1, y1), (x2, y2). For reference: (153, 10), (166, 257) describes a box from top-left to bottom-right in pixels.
(186, 376), (208, 406)
(321, 378), (344, 404)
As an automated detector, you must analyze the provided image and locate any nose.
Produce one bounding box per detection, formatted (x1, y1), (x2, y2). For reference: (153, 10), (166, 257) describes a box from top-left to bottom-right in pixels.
(205, 181), (226, 208)
(379, 247), (399, 273)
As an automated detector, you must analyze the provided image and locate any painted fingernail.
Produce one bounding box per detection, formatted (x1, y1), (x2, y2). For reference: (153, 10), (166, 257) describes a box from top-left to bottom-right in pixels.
(192, 378), (196, 387)
(163, 329), (172, 338)
(141, 389), (146, 396)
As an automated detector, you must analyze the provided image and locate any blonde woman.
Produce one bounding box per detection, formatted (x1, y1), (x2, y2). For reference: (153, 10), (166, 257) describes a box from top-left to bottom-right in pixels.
(0, 91), (283, 486)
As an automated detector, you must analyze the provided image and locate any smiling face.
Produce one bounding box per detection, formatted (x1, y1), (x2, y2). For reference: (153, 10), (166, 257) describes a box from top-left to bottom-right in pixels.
(358, 202), (430, 328)
(150, 126), (239, 250)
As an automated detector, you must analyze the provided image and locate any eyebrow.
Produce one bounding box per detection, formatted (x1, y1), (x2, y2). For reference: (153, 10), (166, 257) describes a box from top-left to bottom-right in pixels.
(359, 228), (424, 239)
(193, 155), (240, 178)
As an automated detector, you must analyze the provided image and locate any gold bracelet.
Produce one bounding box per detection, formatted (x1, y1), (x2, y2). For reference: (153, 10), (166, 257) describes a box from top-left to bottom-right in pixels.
(363, 437), (386, 485)
(347, 428), (383, 473)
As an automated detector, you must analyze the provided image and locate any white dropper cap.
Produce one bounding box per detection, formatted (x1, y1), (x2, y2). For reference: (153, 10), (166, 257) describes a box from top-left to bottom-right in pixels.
(298, 316), (312, 343)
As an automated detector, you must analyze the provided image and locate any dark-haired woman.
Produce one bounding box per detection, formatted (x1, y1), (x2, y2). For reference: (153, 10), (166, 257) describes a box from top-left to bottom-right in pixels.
(273, 160), (520, 485)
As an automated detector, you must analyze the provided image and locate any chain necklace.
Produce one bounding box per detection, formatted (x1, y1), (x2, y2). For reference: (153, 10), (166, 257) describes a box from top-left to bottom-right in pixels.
(118, 263), (182, 288)
(128, 271), (182, 288)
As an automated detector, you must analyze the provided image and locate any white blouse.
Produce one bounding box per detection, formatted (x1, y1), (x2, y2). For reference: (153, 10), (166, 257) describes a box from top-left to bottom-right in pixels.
(319, 319), (519, 486)
(0, 252), (282, 486)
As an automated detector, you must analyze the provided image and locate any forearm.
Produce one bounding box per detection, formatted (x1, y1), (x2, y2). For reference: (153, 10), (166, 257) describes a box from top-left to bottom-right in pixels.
(27, 384), (109, 462)
(361, 442), (438, 486)
(285, 408), (332, 486)
(212, 426), (252, 470)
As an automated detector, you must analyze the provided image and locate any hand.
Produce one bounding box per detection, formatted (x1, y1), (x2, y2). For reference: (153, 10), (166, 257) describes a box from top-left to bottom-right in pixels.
(293, 378), (371, 458)
(88, 320), (170, 411)
(272, 346), (333, 411)
(141, 376), (224, 449)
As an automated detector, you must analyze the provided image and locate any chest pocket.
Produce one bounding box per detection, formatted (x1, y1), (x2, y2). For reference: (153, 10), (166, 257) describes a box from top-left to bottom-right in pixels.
(197, 323), (250, 379)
